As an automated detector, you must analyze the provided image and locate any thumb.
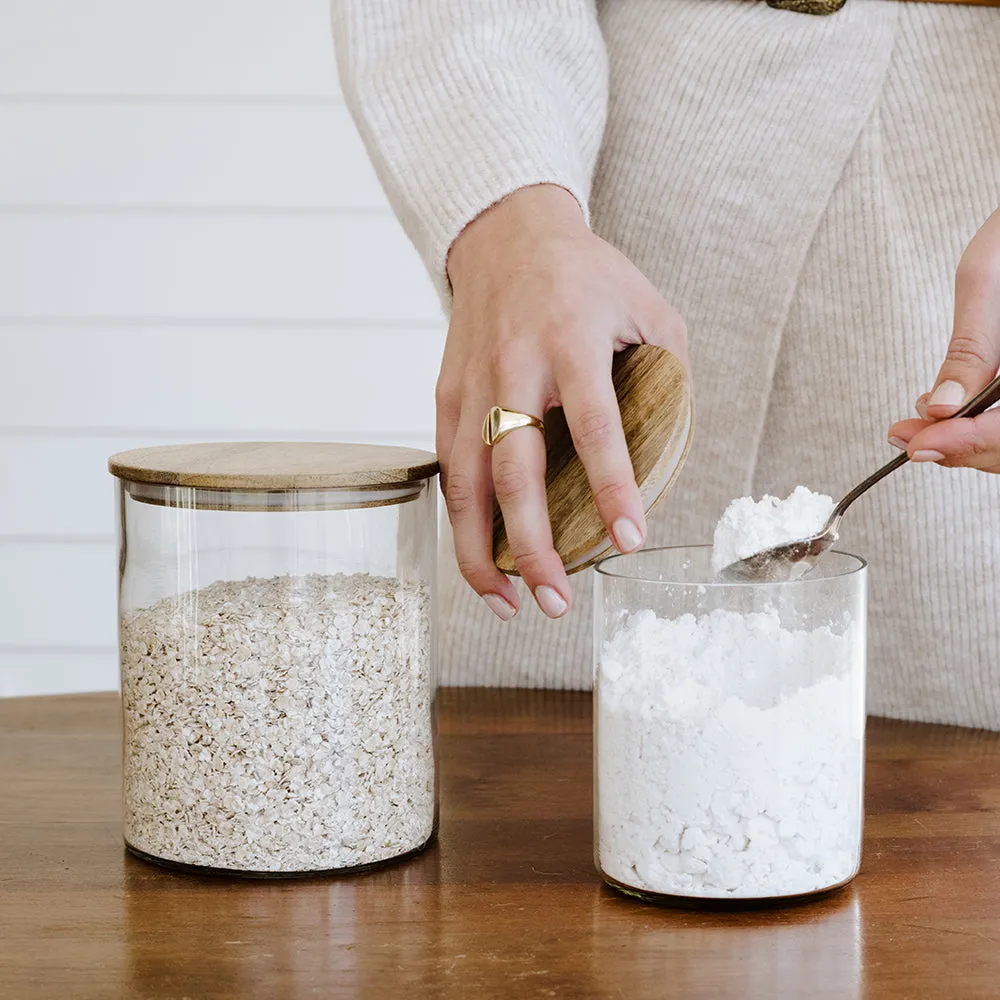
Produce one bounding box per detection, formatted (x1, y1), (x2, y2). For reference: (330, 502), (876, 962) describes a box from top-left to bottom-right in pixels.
(924, 211), (1000, 418)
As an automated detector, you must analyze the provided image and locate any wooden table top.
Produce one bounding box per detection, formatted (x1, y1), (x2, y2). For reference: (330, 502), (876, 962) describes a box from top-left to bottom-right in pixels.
(2, 689), (999, 1000)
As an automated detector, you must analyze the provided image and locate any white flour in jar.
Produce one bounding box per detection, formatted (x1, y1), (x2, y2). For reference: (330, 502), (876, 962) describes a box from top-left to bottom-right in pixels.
(711, 486), (835, 575)
(597, 607), (863, 899)
(120, 572), (435, 873)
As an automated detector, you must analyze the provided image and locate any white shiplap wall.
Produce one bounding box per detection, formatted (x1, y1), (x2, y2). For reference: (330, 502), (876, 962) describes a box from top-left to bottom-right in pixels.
(0, 0), (445, 696)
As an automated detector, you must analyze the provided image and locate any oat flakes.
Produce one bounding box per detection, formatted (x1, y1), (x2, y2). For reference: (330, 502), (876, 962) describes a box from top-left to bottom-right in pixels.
(120, 572), (435, 873)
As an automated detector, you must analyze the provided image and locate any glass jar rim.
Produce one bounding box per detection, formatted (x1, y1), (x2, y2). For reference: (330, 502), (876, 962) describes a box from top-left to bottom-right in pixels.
(593, 543), (867, 588)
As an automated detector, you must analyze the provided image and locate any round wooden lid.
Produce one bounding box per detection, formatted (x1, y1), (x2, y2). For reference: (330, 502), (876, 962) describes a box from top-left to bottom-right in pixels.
(493, 345), (693, 576)
(108, 442), (439, 490)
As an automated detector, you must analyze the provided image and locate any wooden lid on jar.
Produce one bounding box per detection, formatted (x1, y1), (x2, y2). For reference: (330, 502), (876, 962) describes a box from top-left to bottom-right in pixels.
(108, 442), (439, 491)
(493, 345), (693, 576)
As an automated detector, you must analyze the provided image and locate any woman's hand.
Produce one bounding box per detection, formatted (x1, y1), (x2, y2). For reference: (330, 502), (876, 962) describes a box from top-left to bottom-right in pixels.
(438, 184), (688, 621)
(888, 209), (1000, 471)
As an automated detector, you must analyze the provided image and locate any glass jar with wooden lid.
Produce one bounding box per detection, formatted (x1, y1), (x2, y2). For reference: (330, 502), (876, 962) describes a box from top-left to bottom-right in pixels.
(108, 442), (439, 877)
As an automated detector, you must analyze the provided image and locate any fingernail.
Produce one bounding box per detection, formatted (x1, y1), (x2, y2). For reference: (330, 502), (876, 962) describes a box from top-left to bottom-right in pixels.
(534, 585), (568, 619)
(612, 517), (644, 553)
(888, 436), (908, 450)
(482, 593), (517, 622)
(911, 450), (946, 463)
(928, 380), (965, 410)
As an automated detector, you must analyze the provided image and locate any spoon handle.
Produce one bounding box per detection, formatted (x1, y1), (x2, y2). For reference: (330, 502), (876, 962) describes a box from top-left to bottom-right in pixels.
(833, 451), (909, 518)
(833, 372), (1000, 519)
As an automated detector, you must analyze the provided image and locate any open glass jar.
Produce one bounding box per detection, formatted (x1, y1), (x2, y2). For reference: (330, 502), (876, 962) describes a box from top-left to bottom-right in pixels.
(594, 545), (866, 903)
(109, 442), (438, 877)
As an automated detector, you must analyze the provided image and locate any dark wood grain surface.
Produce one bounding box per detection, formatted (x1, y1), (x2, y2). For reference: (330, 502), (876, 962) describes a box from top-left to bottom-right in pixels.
(2, 688), (999, 999)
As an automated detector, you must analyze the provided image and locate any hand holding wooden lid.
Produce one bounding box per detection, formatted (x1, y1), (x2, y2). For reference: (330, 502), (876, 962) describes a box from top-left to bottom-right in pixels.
(492, 344), (693, 575)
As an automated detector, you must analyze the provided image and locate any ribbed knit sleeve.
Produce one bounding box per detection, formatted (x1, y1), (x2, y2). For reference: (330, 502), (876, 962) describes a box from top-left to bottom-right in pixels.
(331, 1), (609, 306)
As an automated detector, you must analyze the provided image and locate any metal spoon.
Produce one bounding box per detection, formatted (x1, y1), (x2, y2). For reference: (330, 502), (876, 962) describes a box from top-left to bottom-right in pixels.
(722, 372), (1000, 582)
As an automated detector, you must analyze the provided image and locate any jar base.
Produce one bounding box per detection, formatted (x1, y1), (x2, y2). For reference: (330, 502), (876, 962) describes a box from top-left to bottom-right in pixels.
(599, 870), (857, 910)
(124, 824), (438, 880)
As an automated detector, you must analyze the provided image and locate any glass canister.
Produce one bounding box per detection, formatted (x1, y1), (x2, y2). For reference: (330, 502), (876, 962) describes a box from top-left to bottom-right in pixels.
(594, 545), (866, 903)
(108, 442), (438, 877)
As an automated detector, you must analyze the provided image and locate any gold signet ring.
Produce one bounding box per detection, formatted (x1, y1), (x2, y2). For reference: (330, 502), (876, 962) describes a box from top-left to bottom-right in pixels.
(482, 406), (546, 447)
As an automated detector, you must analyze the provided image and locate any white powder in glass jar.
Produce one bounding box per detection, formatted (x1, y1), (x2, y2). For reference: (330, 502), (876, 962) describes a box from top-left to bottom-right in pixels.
(597, 607), (863, 899)
(711, 486), (835, 575)
(120, 572), (435, 874)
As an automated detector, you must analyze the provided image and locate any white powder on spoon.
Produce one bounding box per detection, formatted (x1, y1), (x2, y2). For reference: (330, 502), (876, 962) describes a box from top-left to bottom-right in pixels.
(711, 485), (835, 575)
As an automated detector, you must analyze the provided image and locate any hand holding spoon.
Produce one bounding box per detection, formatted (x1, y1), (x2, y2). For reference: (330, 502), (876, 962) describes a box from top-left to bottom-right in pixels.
(722, 372), (1000, 582)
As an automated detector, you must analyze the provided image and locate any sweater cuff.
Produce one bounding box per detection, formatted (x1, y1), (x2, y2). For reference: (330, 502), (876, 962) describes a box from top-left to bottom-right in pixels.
(366, 110), (597, 309)
(342, 57), (604, 309)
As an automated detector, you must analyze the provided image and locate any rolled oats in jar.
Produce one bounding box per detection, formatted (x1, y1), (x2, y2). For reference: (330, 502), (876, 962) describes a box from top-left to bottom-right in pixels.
(109, 442), (438, 876)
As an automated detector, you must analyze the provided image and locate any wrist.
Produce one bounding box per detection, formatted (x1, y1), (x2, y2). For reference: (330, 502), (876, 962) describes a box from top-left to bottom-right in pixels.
(447, 184), (587, 288)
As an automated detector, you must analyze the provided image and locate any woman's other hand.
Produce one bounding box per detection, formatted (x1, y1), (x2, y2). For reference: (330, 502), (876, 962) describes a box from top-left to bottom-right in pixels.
(888, 208), (1000, 472)
(438, 184), (689, 621)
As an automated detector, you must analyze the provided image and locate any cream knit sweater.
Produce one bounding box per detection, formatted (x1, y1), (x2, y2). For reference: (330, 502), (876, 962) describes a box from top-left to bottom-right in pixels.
(333, 0), (1000, 729)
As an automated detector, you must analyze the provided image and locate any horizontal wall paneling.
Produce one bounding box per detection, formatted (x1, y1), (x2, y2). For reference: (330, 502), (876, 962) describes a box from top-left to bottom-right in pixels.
(0, 214), (441, 321)
(0, 327), (444, 430)
(0, 103), (385, 209)
(0, 542), (115, 648)
(0, 652), (118, 697)
(0, 0), (341, 97)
